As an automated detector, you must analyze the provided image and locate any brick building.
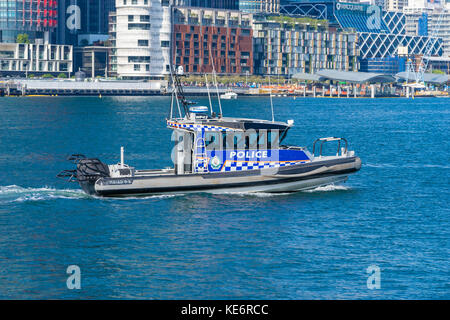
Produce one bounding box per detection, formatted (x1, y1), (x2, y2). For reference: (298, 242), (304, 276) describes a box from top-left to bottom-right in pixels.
(173, 7), (253, 75)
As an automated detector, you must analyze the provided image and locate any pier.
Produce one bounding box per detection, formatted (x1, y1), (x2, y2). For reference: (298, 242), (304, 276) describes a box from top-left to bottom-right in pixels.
(1, 76), (448, 98)
(0, 79), (164, 96)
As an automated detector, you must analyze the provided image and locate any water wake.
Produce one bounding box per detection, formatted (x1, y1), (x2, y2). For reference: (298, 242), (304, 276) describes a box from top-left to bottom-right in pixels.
(0, 185), (89, 203)
(0, 185), (184, 203)
(221, 191), (292, 198)
(302, 184), (350, 193)
(365, 163), (450, 169)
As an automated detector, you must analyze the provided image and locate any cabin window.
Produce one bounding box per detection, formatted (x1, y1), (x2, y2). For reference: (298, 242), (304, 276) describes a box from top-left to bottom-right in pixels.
(279, 130), (288, 145)
(248, 131), (258, 150)
(205, 132), (220, 150)
(233, 135), (239, 150)
(258, 130), (267, 150)
(267, 130), (280, 149)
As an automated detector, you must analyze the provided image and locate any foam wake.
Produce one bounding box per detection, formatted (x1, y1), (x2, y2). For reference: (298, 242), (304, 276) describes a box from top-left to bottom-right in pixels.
(0, 185), (183, 203)
(302, 184), (350, 193)
(0, 185), (89, 203)
(220, 191), (292, 198)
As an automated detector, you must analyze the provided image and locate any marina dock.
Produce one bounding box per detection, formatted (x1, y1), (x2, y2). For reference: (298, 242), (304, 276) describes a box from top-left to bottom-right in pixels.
(1, 79), (447, 98)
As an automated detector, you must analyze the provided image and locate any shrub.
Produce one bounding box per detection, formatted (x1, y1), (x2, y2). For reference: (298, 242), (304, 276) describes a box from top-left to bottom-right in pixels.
(16, 33), (30, 44)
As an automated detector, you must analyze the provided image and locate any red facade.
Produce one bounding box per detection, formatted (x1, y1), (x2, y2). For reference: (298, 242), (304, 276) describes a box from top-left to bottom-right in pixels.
(22, 0), (58, 28)
(173, 24), (253, 75)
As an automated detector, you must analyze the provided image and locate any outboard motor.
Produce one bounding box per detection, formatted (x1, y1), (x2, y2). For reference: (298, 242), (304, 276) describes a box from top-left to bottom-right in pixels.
(76, 158), (110, 195)
(57, 154), (110, 195)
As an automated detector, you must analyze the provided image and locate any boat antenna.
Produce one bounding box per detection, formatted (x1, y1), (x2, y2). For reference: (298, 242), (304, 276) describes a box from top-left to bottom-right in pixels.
(205, 74), (213, 115)
(269, 75), (274, 122)
(169, 88), (174, 119)
(209, 46), (223, 117)
(169, 65), (182, 118)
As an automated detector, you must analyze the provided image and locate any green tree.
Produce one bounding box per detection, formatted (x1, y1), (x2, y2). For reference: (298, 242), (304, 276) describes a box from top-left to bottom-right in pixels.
(42, 73), (54, 78)
(431, 69), (445, 75)
(16, 33), (30, 44)
(57, 73), (68, 78)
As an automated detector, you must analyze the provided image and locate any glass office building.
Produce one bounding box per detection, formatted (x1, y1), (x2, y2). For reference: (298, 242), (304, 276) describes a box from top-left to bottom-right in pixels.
(56, 0), (116, 46)
(279, 1), (443, 73)
(0, 0), (58, 43)
(239, 0), (279, 13)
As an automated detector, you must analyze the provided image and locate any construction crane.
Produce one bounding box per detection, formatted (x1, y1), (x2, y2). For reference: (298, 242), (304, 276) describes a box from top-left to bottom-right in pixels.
(405, 11), (444, 87)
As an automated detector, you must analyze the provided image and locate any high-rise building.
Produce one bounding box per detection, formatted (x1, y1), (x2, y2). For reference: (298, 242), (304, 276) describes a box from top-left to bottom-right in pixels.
(172, 6), (253, 75)
(109, 0), (171, 79)
(252, 16), (358, 75)
(173, 0), (239, 9)
(277, 0), (443, 73)
(239, 0), (280, 13)
(57, 0), (116, 46)
(385, 0), (407, 11)
(404, 3), (450, 58)
(0, 0), (58, 43)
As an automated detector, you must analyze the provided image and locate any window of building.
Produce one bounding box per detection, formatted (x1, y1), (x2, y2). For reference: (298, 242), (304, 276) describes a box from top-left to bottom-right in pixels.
(161, 41), (169, 48)
(123, 0), (127, 5)
(132, 0), (137, 4)
(128, 15), (134, 22)
(146, 64), (150, 71)
(241, 29), (250, 36)
(128, 56), (150, 63)
(134, 64), (140, 71)
(138, 40), (149, 46)
(128, 23), (150, 30)
(140, 15), (150, 22)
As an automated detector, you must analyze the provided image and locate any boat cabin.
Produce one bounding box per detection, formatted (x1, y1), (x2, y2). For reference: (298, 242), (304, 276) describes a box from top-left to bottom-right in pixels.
(167, 107), (311, 175)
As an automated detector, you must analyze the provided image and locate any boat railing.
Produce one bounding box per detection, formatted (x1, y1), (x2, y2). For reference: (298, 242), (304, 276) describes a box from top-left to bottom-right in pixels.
(312, 137), (348, 158)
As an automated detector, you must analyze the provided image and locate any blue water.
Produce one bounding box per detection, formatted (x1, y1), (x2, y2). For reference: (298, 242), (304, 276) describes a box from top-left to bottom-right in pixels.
(0, 96), (448, 299)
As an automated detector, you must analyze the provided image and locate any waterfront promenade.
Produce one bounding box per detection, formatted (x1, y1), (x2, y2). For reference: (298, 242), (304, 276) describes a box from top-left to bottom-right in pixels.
(0, 78), (448, 98)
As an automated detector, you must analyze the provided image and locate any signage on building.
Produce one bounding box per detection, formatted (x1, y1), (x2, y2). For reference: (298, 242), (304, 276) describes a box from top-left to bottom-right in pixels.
(335, 2), (366, 12)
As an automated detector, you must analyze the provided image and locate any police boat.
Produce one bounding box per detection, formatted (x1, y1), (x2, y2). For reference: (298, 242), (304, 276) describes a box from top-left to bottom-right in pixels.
(57, 72), (361, 197)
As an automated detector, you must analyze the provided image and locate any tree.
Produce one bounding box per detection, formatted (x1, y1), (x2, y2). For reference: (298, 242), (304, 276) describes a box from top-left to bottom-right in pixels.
(16, 33), (30, 44)
(58, 73), (68, 78)
(42, 73), (54, 78)
(431, 69), (445, 75)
